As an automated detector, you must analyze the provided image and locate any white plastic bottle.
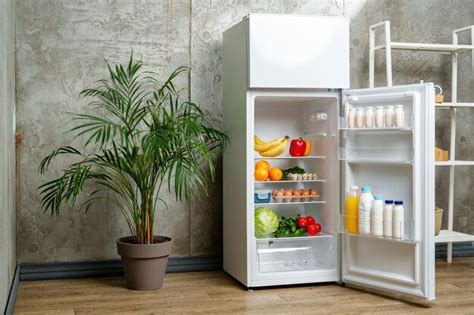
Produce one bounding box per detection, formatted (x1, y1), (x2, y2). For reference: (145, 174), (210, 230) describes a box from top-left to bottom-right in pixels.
(394, 105), (405, 127)
(385, 105), (394, 127)
(375, 106), (384, 128)
(383, 200), (394, 238)
(371, 195), (384, 237)
(356, 107), (365, 128)
(393, 200), (405, 239)
(365, 107), (375, 128)
(358, 186), (374, 235)
(347, 108), (356, 128)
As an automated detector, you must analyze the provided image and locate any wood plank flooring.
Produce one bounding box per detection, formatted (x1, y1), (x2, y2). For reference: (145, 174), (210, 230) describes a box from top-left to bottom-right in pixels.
(14, 258), (474, 314)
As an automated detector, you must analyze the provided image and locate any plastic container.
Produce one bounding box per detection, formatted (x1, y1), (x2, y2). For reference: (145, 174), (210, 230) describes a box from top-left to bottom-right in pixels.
(375, 106), (384, 128)
(393, 200), (405, 239)
(254, 190), (272, 204)
(371, 195), (384, 237)
(395, 105), (405, 127)
(347, 108), (356, 128)
(385, 105), (394, 127)
(356, 107), (365, 128)
(345, 185), (359, 234)
(256, 236), (336, 273)
(383, 200), (394, 238)
(365, 107), (375, 128)
(358, 186), (374, 235)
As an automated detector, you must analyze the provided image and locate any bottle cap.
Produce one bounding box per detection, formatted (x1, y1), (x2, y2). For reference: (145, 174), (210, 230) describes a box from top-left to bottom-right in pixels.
(361, 186), (371, 193)
(350, 185), (359, 190)
(374, 195), (383, 200)
(394, 200), (404, 205)
(385, 200), (394, 204)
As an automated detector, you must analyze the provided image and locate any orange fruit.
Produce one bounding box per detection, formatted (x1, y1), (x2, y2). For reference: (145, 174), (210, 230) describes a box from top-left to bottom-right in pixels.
(268, 167), (283, 181)
(255, 167), (269, 181)
(255, 160), (270, 171)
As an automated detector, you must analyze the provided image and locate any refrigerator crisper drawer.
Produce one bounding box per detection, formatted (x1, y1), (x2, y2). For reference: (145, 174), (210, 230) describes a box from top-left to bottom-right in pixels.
(256, 234), (335, 273)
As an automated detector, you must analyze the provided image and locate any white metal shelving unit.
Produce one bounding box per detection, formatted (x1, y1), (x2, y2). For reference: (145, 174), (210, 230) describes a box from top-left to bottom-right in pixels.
(369, 21), (474, 263)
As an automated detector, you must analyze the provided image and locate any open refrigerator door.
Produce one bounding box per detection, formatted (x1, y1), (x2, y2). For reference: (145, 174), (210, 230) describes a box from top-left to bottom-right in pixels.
(340, 84), (435, 300)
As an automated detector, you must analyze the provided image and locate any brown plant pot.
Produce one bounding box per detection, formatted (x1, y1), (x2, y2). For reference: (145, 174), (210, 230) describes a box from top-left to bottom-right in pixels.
(117, 236), (172, 290)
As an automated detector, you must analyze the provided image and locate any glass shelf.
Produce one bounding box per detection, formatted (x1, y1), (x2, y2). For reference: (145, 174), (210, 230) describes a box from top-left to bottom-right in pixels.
(256, 200), (326, 206)
(254, 155), (326, 160)
(254, 179), (327, 184)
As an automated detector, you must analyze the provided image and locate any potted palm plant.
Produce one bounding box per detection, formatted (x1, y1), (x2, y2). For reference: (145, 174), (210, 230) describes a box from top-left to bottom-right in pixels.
(38, 54), (227, 290)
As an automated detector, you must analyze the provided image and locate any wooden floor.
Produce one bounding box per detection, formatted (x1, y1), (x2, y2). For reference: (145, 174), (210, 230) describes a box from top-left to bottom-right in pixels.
(14, 258), (474, 314)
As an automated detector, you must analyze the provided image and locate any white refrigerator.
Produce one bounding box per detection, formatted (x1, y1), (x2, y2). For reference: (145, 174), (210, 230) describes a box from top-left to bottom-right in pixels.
(223, 14), (435, 300)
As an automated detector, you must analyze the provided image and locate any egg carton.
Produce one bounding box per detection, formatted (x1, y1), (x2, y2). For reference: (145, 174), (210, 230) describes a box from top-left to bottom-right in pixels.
(287, 173), (318, 181)
(273, 195), (320, 203)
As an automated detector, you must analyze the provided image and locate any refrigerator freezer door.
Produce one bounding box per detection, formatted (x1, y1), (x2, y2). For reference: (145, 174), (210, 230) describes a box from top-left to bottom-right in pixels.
(248, 14), (349, 89)
(340, 84), (435, 300)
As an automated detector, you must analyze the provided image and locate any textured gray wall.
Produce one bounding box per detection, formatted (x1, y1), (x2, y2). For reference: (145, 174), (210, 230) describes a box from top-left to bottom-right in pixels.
(16, 0), (473, 264)
(0, 0), (16, 308)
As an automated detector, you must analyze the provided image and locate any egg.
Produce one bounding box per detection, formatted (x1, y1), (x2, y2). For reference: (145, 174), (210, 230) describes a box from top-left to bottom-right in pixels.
(292, 190), (301, 197)
(310, 189), (318, 196)
(284, 190), (293, 197)
(302, 190), (310, 197)
(275, 191), (284, 197)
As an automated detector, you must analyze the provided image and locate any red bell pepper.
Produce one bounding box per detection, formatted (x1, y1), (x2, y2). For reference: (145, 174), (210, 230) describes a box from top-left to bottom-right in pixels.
(290, 138), (307, 156)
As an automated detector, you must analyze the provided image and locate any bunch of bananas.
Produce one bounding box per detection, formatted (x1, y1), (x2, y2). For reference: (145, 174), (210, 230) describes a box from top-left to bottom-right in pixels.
(254, 135), (289, 157)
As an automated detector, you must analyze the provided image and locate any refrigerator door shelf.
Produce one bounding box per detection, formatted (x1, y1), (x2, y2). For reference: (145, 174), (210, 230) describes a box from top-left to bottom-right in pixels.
(338, 147), (414, 163)
(339, 116), (414, 134)
(339, 215), (417, 244)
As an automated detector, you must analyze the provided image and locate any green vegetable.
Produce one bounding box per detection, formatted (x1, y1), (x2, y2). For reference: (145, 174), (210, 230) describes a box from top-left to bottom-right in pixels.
(273, 215), (300, 238)
(254, 207), (279, 238)
(282, 166), (306, 180)
(295, 228), (306, 236)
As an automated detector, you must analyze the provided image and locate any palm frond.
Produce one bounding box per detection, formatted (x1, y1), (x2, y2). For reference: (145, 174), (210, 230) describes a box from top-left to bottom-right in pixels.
(38, 53), (227, 244)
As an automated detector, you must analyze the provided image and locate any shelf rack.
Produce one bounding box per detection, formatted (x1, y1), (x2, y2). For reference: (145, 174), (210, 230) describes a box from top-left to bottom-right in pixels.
(370, 21), (474, 263)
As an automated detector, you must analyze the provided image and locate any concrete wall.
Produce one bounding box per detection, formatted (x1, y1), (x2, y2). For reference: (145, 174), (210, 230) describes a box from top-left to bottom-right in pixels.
(0, 0), (16, 308)
(15, 0), (473, 264)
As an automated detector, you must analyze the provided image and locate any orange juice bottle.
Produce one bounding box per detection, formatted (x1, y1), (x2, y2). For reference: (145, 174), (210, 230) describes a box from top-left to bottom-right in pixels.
(345, 186), (359, 233)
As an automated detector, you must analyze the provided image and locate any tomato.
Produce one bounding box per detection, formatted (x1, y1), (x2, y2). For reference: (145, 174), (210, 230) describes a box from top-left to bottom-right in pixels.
(306, 223), (321, 235)
(305, 216), (316, 225)
(289, 138), (306, 156)
(297, 216), (307, 228)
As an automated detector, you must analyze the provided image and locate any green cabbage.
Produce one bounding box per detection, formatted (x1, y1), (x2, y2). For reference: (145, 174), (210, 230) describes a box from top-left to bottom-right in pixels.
(254, 207), (279, 238)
